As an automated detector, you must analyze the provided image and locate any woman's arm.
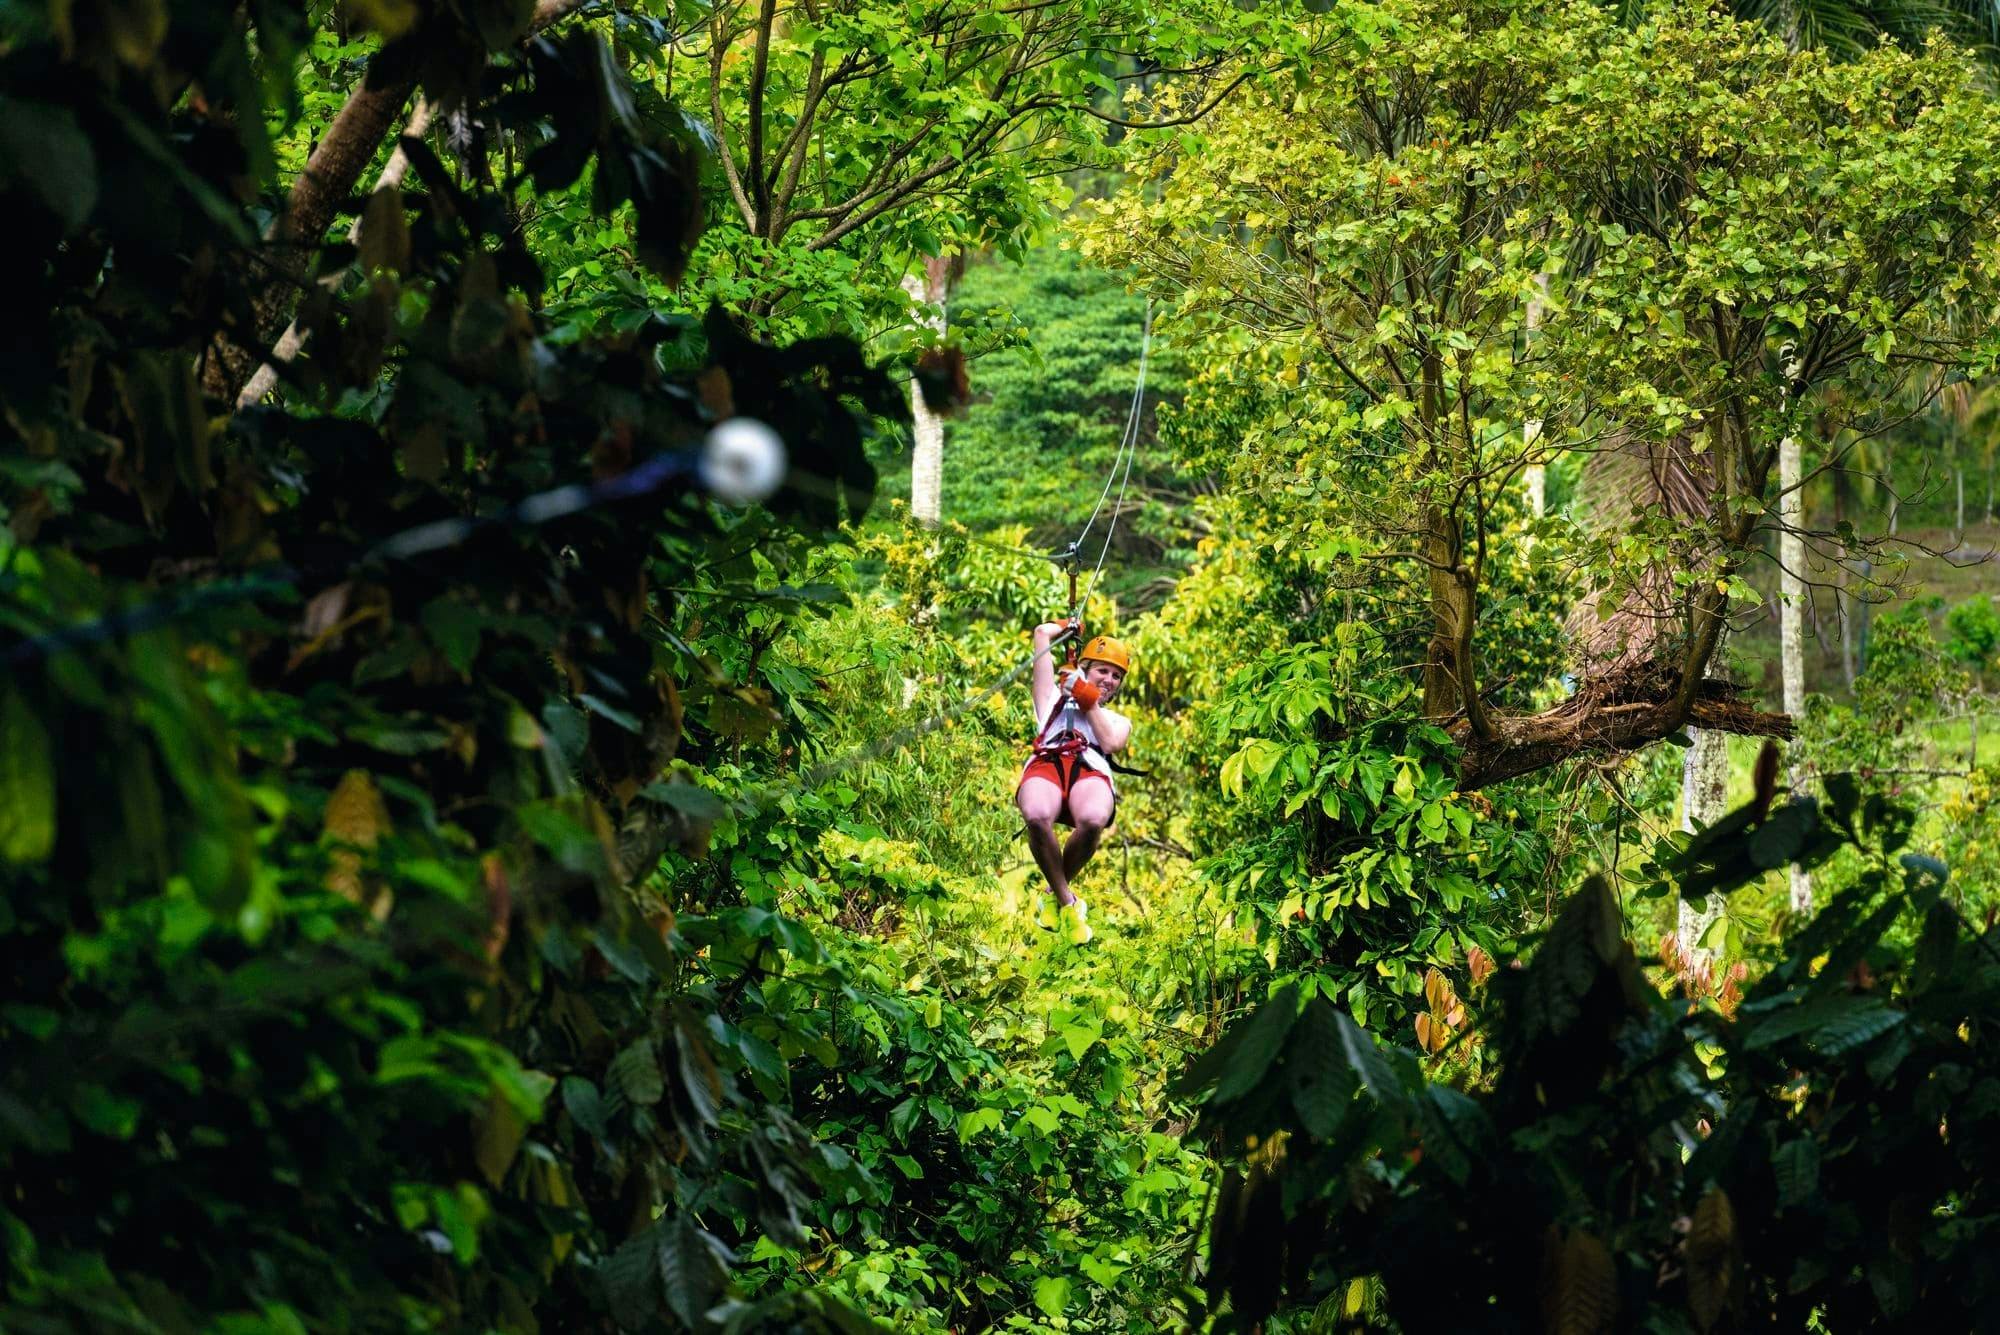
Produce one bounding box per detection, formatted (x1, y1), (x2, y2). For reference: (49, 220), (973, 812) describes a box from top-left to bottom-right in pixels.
(1029, 621), (1068, 723)
(1085, 704), (1131, 754)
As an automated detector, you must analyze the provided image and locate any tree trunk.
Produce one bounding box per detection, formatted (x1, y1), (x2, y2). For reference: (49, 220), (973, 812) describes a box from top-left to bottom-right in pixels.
(903, 255), (950, 526)
(1956, 463), (1966, 536)
(203, 71), (416, 403)
(1523, 274), (1548, 518)
(1423, 503), (1464, 720)
(1833, 465), (1857, 690)
(1681, 726), (1732, 825)
(208, 0), (586, 407)
(1779, 434), (1810, 912)
(1886, 441), (1901, 536)
(237, 100), (435, 409)
(1838, 590), (1856, 691)
(1491, 425), (1793, 789)
(1677, 723), (1732, 970)
(1855, 556), (1874, 677)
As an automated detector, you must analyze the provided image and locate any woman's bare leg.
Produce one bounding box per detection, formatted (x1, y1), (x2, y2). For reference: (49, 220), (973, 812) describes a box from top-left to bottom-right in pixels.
(1016, 777), (1074, 904)
(1062, 779), (1114, 884)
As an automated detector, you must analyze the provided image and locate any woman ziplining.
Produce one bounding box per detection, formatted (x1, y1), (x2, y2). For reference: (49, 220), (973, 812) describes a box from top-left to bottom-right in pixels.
(1017, 623), (1134, 944)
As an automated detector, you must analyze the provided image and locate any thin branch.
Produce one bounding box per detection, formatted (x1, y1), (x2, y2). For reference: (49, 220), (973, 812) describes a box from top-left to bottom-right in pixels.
(1080, 68), (1257, 129)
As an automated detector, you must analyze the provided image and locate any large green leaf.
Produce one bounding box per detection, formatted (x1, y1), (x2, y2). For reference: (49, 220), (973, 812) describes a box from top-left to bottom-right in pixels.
(1332, 1008), (1403, 1108)
(1210, 984), (1302, 1106)
(0, 98), (97, 227)
(0, 690), (56, 863)
(659, 1215), (732, 1329)
(1743, 994), (1902, 1055)
(1747, 798), (1817, 870)
(562, 1076), (612, 1141)
(1285, 1000), (1358, 1139)
(1772, 1137), (1820, 1210)
(610, 1040), (665, 1106)
(1415, 1086), (1488, 1186)
(1032, 1274), (1071, 1319)
(602, 1226), (661, 1329)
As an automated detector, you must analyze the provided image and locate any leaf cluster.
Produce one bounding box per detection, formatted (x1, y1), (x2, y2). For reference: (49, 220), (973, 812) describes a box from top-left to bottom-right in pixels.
(1183, 772), (2000, 1331)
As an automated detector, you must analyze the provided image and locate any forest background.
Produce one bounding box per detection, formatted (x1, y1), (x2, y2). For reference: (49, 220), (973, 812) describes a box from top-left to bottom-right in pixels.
(4, 0), (2000, 1330)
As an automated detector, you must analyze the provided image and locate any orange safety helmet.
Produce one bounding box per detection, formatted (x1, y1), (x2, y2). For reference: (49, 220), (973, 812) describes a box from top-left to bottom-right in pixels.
(1079, 635), (1132, 674)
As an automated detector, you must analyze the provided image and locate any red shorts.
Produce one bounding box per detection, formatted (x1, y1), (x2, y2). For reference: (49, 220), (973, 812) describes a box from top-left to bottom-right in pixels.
(1018, 754), (1116, 829)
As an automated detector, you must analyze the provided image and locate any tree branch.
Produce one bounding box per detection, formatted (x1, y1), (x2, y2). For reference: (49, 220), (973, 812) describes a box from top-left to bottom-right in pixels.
(710, 13), (760, 230)
(1456, 663), (1791, 791)
(744, 0), (779, 228)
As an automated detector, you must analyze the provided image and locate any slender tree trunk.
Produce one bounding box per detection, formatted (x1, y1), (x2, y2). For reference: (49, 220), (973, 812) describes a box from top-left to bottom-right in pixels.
(1779, 435), (1810, 912)
(1887, 441), (1901, 536)
(203, 73), (414, 402)
(238, 101), (435, 409)
(1838, 593), (1856, 691)
(1523, 274), (1548, 518)
(903, 255), (950, 526)
(1423, 503), (1463, 719)
(1833, 465), (1857, 690)
(1956, 463), (1966, 537)
(1856, 557), (1875, 677)
(1677, 723), (1732, 972)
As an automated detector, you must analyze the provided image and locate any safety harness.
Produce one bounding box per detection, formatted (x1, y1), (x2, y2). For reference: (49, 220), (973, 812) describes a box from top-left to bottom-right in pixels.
(1027, 549), (1148, 779)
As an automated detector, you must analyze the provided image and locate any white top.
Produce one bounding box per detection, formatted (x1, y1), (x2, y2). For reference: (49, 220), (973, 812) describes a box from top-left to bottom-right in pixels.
(1027, 697), (1125, 791)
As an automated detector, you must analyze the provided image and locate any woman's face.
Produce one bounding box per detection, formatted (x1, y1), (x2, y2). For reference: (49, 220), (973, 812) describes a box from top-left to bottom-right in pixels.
(1083, 659), (1126, 700)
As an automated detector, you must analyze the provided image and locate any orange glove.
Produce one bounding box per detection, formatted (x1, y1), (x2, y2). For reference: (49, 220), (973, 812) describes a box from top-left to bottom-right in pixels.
(1069, 678), (1102, 710)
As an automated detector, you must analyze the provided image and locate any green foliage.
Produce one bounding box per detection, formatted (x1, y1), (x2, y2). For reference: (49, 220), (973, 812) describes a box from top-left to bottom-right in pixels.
(1199, 626), (1553, 1048)
(1186, 775), (2000, 1331)
(655, 580), (1223, 1332)
(1944, 593), (2000, 674)
(9, 0), (2000, 1329)
(1802, 601), (1975, 791)
(1090, 0), (2000, 762)
(1082, 0), (1607, 725)
(527, 0), (1293, 343)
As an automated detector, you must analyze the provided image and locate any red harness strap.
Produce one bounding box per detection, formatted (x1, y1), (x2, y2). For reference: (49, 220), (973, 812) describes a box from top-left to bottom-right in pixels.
(1030, 686), (1089, 757)
(1028, 681), (1101, 798)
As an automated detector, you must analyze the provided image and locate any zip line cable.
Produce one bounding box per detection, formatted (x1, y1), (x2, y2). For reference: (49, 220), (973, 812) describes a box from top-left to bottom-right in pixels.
(1078, 299), (1153, 619)
(780, 627), (1077, 801)
(911, 296), (1156, 575)
(1068, 300), (1155, 570)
